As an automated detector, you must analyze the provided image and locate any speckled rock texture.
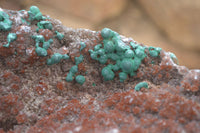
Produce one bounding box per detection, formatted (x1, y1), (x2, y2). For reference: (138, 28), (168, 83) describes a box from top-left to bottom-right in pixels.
(0, 8), (200, 133)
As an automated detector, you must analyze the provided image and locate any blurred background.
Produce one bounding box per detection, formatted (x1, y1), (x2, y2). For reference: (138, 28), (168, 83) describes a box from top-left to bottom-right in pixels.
(0, 0), (200, 69)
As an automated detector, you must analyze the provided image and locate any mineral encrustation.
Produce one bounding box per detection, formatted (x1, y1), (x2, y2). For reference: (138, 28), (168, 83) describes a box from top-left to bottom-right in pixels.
(0, 6), (199, 133)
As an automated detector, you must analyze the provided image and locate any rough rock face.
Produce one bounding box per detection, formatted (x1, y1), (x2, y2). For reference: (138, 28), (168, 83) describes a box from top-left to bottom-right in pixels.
(0, 6), (200, 133)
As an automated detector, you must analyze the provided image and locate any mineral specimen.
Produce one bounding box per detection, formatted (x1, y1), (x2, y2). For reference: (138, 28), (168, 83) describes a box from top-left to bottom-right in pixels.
(0, 6), (199, 133)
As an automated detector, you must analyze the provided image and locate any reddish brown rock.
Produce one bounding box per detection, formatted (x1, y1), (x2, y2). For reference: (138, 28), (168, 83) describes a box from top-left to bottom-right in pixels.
(0, 7), (200, 133)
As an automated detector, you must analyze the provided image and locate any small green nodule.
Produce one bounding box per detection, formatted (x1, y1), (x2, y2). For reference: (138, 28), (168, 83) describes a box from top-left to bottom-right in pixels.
(3, 33), (17, 48)
(101, 67), (115, 81)
(55, 31), (64, 40)
(32, 35), (45, 44)
(37, 21), (53, 31)
(43, 39), (53, 50)
(75, 55), (84, 65)
(94, 44), (102, 51)
(75, 75), (85, 85)
(148, 46), (162, 57)
(28, 6), (43, 21)
(65, 72), (74, 82)
(104, 40), (115, 53)
(47, 53), (69, 65)
(101, 28), (113, 39)
(134, 82), (148, 91)
(70, 65), (78, 74)
(35, 47), (47, 57)
(120, 58), (135, 74)
(119, 72), (127, 82)
(80, 42), (86, 51)
(0, 11), (12, 31)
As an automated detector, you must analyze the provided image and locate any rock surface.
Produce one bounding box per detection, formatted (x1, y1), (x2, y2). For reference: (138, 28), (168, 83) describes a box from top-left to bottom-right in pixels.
(0, 7), (200, 133)
(2, 0), (200, 68)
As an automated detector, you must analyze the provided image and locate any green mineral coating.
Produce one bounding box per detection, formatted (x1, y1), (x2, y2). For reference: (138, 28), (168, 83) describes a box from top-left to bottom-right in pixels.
(133, 57), (142, 70)
(104, 40), (115, 53)
(35, 47), (47, 57)
(62, 54), (70, 60)
(101, 28), (113, 39)
(75, 55), (84, 65)
(148, 46), (162, 57)
(92, 83), (96, 86)
(89, 48), (108, 64)
(135, 46), (146, 60)
(170, 52), (179, 64)
(43, 39), (53, 49)
(134, 82), (149, 91)
(0, 11), (12, 31)
(89, 50), (97, 60)
(99, 54), (108, 64)
(119, 72), (127, 82)
(130, 42), (139, 49)
(37, 21), (53, 31)
(107, 53), (120, 61)
(79, 42), (86, 51)
(32, 35), (45, 43)
(112, 63), (120, 71)
(65, 72), (74, 82)
(115, 40), (130, 52)
(3, 33), (17, 48)
(55, 31), (64, 40)
(47, 53), (69, 65)
(28, 6), (43, 21)
(94, 44), (102, 51)
(32, 35), (49, 56)
(101, 67), (115, 81)
(75, 75), (85, 85)
(70, 65), (78, 74)
(120, 58), (135, 73)
(97, 48), (105, 55)
(89, 28), (157, 82)
(124, 49), (134, 58)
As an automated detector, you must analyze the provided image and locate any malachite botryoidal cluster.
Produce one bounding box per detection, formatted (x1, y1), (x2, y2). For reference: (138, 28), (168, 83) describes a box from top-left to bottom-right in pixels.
(65, 44), (86, 85)
(3, 33), (17, 47)
(134, 82), (149, 91)
(55, 31), (64, 40)
(27, 6), (86, 85)
(148, 46), (162, 57)
(66, 65), (86, 85)
(0, 11), (12, 31)
(32, 35), (53, 57)
(75, 55), (84, 65)
(80, 42), (86, 51)
(65, 65), (78, 82)
(47, 53), (69, 65)
(37, 21), (53, 32)
(0, 6), (179, 87)
(28, 6), (45, 21)
(89, 28), (149, 82)
(75, 75), (86, 85)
